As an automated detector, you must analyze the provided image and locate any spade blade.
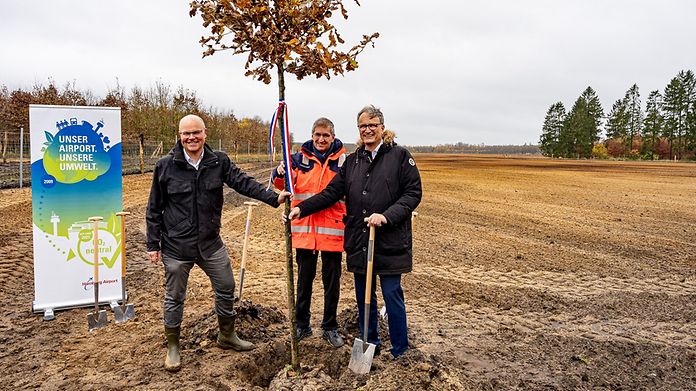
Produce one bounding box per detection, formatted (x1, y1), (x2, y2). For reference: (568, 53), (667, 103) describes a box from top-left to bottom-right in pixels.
(348, 338), (376, 374)
(87, 310), (108, 331)
(124, 304), (135, 320)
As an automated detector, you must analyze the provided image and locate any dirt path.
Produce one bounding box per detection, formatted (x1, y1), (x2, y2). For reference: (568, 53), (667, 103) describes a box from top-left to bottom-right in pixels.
(0, 156), (695, 390)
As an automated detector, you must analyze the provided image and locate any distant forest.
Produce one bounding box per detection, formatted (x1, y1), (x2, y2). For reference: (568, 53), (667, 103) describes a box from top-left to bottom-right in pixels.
(407, 143), (539, 155)
(539, 70), (696, 160)
(0, 79), (282, 148)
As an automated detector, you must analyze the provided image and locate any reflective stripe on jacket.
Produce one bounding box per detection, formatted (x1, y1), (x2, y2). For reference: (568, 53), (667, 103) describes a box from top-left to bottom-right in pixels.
(273, 139), (346, 251)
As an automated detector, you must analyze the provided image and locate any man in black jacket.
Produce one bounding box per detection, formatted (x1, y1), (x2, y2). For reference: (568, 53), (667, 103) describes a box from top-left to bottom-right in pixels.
(146, 114), (289, 372)
(287, 105), (422, 358)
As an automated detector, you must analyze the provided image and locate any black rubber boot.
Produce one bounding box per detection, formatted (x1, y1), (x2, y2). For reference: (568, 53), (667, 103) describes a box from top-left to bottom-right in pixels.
(217, 315), (254, 351)
(164, 326), (181, 372)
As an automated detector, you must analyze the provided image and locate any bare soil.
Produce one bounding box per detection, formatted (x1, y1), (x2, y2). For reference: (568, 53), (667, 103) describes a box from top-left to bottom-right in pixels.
(0, 155), (695, 390)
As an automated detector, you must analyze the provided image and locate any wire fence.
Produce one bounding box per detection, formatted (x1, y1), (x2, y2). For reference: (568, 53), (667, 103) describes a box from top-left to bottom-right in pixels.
(0, 129), (279, 189)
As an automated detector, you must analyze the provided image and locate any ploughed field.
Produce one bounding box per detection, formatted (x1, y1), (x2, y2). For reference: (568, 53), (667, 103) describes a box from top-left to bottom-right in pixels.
(0, 155), (694, 390)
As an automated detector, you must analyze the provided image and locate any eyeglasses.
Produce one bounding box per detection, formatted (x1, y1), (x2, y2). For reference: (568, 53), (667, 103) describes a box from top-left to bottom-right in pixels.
(179, 130), (204, 137)
(358, 123), (382, 131)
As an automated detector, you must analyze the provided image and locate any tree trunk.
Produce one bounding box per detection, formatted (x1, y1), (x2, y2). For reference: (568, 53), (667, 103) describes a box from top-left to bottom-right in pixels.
(277, 61), (300, 372)
(651, 133), (655, 160)
(2, 131), (7, 164)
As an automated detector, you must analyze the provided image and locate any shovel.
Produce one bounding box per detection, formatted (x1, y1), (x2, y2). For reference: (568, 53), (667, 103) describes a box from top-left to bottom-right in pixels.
(113, 211), (135, 323)
(349, 224), (377, 374)
(237, 201), (259, 301)
(87, 216), (108, 330)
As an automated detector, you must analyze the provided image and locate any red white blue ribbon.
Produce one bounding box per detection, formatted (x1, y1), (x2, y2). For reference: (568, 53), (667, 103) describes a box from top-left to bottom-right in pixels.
(267, 100), (295, 194)
(268, 110), (278, 163)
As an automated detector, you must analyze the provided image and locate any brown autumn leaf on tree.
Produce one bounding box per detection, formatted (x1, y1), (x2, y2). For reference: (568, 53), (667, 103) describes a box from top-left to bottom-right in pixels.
(189, 0), (379, 84)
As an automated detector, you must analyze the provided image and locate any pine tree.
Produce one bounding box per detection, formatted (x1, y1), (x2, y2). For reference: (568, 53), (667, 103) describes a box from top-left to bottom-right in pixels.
(605, 98), (629, 142)
(642, 90), (663, 159)
(560, 87), (603, 158)
(581, 86), (605, 141)
(539, 102), (566, 157)
(663, 74), (687, 159)
(624, 84), (643, 151)
(562, 97), (594, 158)
(681, 70), (696, 155)
(581, 86), (604, 148)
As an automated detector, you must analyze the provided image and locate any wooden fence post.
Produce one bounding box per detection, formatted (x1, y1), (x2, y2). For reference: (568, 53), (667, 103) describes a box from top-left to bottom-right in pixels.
(19, 128), (24, 188)
(2, 131), (7, 164)
(139, 139), (144, 175)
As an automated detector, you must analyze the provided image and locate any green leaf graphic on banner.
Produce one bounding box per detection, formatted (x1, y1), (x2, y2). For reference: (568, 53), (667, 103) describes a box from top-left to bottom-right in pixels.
(45, 131), (54, 143)
(67, 249), (75, 261)
(108, 213), (119, 237)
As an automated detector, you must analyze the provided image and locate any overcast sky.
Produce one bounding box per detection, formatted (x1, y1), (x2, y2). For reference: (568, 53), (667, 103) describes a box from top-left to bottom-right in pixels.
(2, 1), (695, 146)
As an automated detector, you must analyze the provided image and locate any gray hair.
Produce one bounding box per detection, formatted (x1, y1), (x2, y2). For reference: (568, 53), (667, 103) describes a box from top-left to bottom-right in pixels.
(356, 104), (384, 124)
(312, 117), (335, 135)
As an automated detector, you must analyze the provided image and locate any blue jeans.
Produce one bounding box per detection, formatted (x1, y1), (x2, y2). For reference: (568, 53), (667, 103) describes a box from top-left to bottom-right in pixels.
(161, 246), (235, 328)
(353, 273), (409, 357)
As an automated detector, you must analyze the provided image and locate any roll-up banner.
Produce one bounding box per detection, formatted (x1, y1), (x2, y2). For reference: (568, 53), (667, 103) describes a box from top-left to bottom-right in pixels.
(30, 105), (123, 317)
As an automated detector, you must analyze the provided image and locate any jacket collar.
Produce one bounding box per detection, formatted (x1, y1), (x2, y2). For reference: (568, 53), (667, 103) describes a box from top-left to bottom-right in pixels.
(170, 141), (218, 167)
(359, 141), (392, 161)
(301, 138), (345, 161)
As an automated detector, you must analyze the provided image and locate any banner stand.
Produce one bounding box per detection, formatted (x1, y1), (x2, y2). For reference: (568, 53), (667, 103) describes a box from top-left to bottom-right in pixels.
(33, 297), (127, 321)
(30, 105), (123, 320)
(43, 308), (55, 321)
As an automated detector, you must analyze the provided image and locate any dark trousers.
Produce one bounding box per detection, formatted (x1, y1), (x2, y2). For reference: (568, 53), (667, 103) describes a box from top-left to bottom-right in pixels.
(354, 273), (409, 357)
(161, 246), (235, 328)
(295, 248), (342, 331)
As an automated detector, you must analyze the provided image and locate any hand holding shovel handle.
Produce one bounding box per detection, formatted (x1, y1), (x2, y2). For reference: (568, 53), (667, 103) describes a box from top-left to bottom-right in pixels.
(237, 202), (259, 301)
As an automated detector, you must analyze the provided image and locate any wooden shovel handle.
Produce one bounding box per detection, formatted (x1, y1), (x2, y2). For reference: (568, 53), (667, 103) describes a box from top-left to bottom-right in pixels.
(240, 203), (256, 270)
(88, 216), (103, 284)
(364, 225), (376, 305)
(360, 225), (376, 344)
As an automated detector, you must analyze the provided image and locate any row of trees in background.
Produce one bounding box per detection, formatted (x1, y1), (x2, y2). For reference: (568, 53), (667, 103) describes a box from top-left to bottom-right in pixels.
(539, 70), (696, 160)
(409, 143), (539, 155)
(0, 79), (285, 149)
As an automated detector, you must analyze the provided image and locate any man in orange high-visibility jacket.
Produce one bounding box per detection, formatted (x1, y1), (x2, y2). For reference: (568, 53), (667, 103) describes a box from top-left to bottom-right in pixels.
(273, 117), (347, 348)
